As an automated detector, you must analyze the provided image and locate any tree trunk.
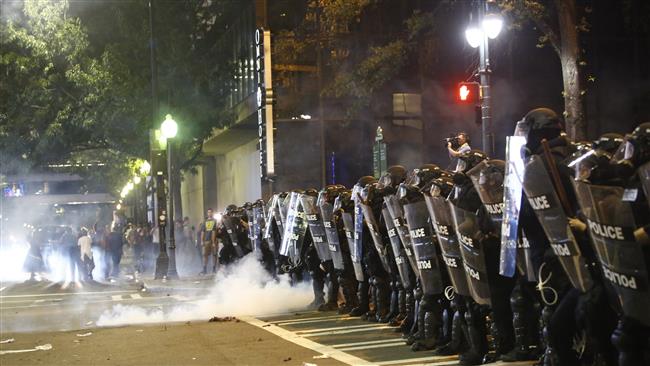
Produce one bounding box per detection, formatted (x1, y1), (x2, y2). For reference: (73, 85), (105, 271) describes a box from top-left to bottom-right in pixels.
(555, 0), (587, 140)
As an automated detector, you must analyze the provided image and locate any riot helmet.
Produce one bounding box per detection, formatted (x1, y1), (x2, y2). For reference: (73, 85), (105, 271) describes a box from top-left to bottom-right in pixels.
(225, 204), (238, 216)
(613, 122), (650, 168)
(429, 176), (455, 198)
(378, 165), (407, 188)
(593, 133), (624, 155)
(457, 149), (488, 174)
(515, 108), (563, 152)
(333, 190), (353, 213)
(317, 185), (343, 207)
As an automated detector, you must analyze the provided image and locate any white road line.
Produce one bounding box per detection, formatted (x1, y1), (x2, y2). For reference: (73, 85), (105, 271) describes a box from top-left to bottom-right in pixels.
(0, 295), (186, 310)
(271, 314), (346, 325)
(111, 295), (123, 301)
(130, 294), (142, 299)
(332, 338), (404, 348)
(337, 341), (406, 352)
(0, 287), (6, 292)
(276, 316), (353, 326)
(303, 325), (392, 337)
(296, 323), (386, 334)
(373, 355), (458, 366)
(0, 290), (134, 299)
(241, 316), (368, 365)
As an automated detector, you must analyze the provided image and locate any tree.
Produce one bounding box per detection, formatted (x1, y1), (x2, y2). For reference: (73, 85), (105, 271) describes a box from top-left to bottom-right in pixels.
(500, 0), (589, 140)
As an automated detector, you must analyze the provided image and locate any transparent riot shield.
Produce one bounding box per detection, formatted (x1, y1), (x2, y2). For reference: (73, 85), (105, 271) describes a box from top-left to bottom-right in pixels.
(252, 206), (265, 254)
(404, 200), (444, 295)
(467, 160), (505, 226)
(499, 136), (527, 277)
(382, 207), (413, 289)
(517, 234), (537, 282)
(279, 192), (308, 268)
(384, 195), (419, 277)
(522, 155), (594, 292)
(263, 195), (278, 241)
(222, 216), (245, 258)
(449, 202), (492, 306)
(574, 181), (650, 326)
(638, 162), (650, 207)
(300, 194), (332, 262)
(319, 198), (345, 271)
(424, 195), (471, 297)
(359, 201), (391, 273)
(342, 211), (365, 282)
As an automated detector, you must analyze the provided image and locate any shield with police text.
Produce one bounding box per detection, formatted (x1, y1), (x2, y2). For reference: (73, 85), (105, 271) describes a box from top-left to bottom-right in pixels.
(300, 194), (332, 262)
(382, 207), (413, 289)
(523, 155), (594, 292)
(499, 136), (527, 277)
(252, 205), (265, 254)
(384, 195), (419, 277)
(404, 200), (444, 296)
(342, 211), (365, 282)
(449, 202), (492, 306)
(360, 202), (391, 272)
(574, 181), (650, 326)
(319, 199), (345, 270)
(279, 192), (308, 268)
(425, 195), (471, 297)
(222, 216), (245, 258)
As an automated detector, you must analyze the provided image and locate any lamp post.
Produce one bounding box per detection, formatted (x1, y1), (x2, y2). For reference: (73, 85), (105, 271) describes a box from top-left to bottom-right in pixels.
(465, 0), (503, 158)
(160, 114), (179, 279)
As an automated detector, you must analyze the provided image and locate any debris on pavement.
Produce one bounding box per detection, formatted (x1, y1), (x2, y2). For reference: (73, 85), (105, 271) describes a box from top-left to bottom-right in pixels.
(0, 343), (52, 355)
(76, 332), (93, 337)
(282, 357), (292, 362)
(208, 316), (237, 322)
(0, 338), (15, 344)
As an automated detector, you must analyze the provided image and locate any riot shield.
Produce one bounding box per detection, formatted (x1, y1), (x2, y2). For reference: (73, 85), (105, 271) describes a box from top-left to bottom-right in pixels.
(222, 216), (245, 258)
(382, 207), (413, 289)
(517, 234), (536, 282)
(403, 200), (444, 296)
(319, 199), (345, 270)
(342, 211), (365, 282)
(638, 162), (650, 207)
(383, 195), (419, 277)
(359, 202), (391, 272)
(251, 206), (265, 254)
(279, 192), (308, 268)
(522, 155), (594, 292)
(300, 194), (332, 262)
(449, 202), (492, 306)
(424, 195), (471, 297)
(574, 181), (650, 326)
(499, 136), (527, 277)
(263, 195), (278, 241)
(467, 160), (505, 226)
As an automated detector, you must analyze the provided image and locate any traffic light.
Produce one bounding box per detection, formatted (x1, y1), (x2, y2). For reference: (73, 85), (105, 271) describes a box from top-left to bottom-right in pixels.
(457, 82), (480, 103)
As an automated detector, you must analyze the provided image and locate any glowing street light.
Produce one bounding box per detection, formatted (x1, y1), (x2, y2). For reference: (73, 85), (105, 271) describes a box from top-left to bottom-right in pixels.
(482, 13), (503, 39)
(139, 160), (151, 175)
(161, 114), (178, 139)
(465, 26), (482, 48)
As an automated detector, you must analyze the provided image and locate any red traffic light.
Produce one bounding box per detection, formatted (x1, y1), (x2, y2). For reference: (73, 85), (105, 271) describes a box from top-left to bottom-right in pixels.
(457, 82), (480, 103)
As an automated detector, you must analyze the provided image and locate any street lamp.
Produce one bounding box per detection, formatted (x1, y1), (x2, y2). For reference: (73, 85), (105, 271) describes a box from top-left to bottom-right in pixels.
(465, 0), (503, 158)
(160, 114), (179, 279)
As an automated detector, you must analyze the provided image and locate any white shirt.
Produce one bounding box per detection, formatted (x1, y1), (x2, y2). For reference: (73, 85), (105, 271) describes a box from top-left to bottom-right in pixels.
(78, 235), (93, 260)
(454, 143), (471, 172)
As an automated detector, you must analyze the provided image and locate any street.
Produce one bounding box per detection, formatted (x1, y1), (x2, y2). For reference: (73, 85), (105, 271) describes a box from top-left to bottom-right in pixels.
(1, 278), (534, 366)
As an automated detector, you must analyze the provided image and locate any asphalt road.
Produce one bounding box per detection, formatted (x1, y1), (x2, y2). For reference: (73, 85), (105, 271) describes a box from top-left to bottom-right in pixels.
(0, 279), (536, 365)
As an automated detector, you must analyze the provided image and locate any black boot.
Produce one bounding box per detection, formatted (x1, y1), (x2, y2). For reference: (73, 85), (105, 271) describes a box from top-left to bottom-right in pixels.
(349, 280), (370, 317)
(611, 317), (649, 366)
(365, 279), (378, 322)
(405, 286), (423, 344)
(309, 272), (326, 310)
(376, 278), (392, 323)
(319, 271), (339, 311)
(411, 295), (441, 351)
(435, 298), (468, 356)
(501, 281), (538, 362)
(540, 305), (559, 366)
(459, 302), (487, 366)
(339, 275), (358, 314)
(391, 286), (406, 327)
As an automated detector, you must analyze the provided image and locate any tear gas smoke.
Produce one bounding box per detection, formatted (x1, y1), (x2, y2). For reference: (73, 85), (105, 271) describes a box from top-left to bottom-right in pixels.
(96, 254), (312, 327)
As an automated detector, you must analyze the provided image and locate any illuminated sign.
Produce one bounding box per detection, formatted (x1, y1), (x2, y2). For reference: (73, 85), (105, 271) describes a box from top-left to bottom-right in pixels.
(256, 28), (274, 178)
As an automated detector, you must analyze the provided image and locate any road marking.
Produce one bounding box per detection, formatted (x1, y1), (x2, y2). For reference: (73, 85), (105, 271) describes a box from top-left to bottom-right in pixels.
(0, 290), (134, 299)
(276, 315), (353, 326)
(270, 314), (346, 325)
(337, 341), (406, 352)
(373, 355), (458, 365)
(0, 295), (183, 310)
(332, 338), (404, 348)
(130, 294), (142, 299)
(111, 295), (123, 301)
(242, 316), (369, 365)
(302, 325), (392, 337)
(0, 287), (6, 292)
(296, 323), (387, 334)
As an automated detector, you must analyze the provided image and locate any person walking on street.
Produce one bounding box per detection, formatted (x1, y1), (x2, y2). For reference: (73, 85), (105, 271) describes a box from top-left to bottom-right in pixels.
(199, 208), (218, 275)
(78, 227), (94, 281)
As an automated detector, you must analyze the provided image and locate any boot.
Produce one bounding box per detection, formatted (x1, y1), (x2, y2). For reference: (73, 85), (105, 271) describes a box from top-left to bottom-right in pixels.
(411, 296), (441, 351)
(349, 281), (369, 317)
(376, 278), (392, 323)
(339, 276), (358, 314)
(540, 305), (559, 366)
(365, 280), (378, 322)
(397, 289), (415, 335)
(435, 302), (468, 356)
(611, 318), (648, 366)
(318, 274), (339, 311)
(459, 302), (487, 366)
(391, 287), (407, 327)
(405, 287), (422, 344)
(309, 272), (326, 310)
(500, 283), (538, 362)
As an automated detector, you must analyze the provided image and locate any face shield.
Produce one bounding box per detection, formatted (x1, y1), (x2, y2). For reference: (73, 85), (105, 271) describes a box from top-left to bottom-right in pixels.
(430, 184), (442, 197)
(513, 118), (530, 138)
(456, 158), (467, 173)
(567, 150), (597, 181)
(404, 169), (421, 187)
(478, 166), (504, 188)
(612, 138), (635, 163)
(316, 191), (327, 207)
(333, 196), (343, 213)
(378, 173), (393, 188)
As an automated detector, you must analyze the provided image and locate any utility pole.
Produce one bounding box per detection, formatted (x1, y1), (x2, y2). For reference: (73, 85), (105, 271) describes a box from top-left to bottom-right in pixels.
(478, 0), (494, 157)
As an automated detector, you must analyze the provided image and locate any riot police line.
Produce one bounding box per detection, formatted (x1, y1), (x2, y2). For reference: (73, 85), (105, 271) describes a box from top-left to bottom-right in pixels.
(208, 108), (649, 366)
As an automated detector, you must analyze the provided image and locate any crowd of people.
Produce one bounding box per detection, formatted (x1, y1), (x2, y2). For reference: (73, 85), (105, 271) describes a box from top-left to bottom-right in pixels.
(195, 108), (648, 366)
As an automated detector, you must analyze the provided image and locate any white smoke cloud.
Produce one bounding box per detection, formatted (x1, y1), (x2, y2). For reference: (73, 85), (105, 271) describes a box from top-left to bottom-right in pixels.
(96, 254), (312, 327)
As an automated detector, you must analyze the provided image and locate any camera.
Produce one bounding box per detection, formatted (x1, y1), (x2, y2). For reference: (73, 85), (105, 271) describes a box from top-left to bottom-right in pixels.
(444, 135), (461, 150)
